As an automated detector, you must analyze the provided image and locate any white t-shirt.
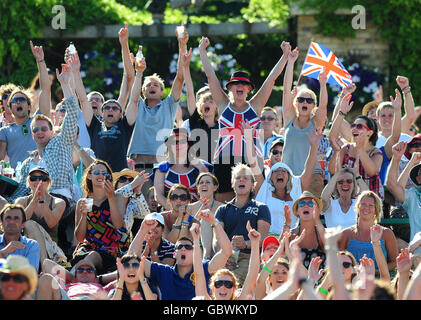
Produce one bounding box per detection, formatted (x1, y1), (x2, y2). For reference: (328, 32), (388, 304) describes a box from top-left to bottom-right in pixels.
(376, 133), (412, 149)
(323, 198), (357, 229)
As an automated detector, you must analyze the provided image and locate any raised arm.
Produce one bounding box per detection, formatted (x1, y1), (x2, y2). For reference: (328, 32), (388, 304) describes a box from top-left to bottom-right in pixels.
(370, 225), (391, 282)
(30, 41), (51, 117)
(282, 48), (299, 126)
(300, 128), (322, 191)
(198, 37), (229, 112)
(242, 120), (264, 193)
(396, 247), (413, 300)
(396, 76), (416, 133)
(312, 70), (328, 130)
(153, 170), (171, 211)
(384, 89), (403, 160)
(320, 170), (339, 212)
(329, 93), (353, 160)
(190, 223), (211, 300)
(117, 24), (135, 110)
(199, 210), (232, 274)
(385, 141), (408, 203)
(170, 23), (188, 102)
(332, 83), (356, 142)
(66, 52), (93, 126)
(125, 47), (146, 126)
(181, 48), (197, 116)
(249, 42), (290, 115)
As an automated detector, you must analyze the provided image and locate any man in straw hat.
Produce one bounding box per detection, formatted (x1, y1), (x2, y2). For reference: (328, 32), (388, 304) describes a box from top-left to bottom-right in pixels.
(386, 141), (421, 266)
(0, 255), (37, 300)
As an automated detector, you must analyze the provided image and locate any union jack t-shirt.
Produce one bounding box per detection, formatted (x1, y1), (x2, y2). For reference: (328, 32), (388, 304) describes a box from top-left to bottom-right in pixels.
(214, 103), (263, 160)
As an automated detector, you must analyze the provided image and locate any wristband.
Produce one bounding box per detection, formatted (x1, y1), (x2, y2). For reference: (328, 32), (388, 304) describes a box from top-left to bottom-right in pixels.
(211, 220), (220, 228)
(263, 266), (272, 274)
(371, 240), (381, 246)
(173, 225), (181, 230)
(319, 287), (329, 295)
(139, 278), (147, 284)
(37, 60), (45, 63)
(356, 175), (362, 180)
(338, 110), (347, 117)
(182, 221), (190, 226)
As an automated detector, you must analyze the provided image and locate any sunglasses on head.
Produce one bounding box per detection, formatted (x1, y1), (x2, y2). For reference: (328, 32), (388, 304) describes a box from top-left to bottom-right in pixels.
(338, 179), (353, 185)
(103, 105), (121, 112)
(214, 280), (234, 289)
(32, 126), (49, 133)
(261, 116), (276, 121)
(170, 194), (189, 201)
(10, 97), (27, 104)
(76, 267), (95, 274)
(118, 176), (134, 183)
(297, 97), (315, 104)
(342, 262), (352, 269)
(0, 273), (28, 283)
(298, 200), (314, 208)
(351, 123), (371, 131)
(123, 262), (140, 269)
(1, 94), (9, 100)
(271, 149), (282, 156)
(29, 175), (49, 182)
(176, 243), (194, 250)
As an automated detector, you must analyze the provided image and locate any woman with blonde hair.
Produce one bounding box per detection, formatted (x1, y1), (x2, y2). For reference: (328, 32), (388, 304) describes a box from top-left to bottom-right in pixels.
(337, 191), (398, 272)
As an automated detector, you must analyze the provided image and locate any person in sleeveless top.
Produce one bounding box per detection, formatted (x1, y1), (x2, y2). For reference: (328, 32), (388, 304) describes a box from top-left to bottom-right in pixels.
(321, 160), (369, 229)
(281, 47), (328, 198)
(72, 160), (130, 274)
(289, 191), (326, 269)
(199, 36), (291, 203)
(337, 191), (398, 272)
(329, 94), (385, 199)
(153, 127), (212, 211)
(15, 166), (66, 264)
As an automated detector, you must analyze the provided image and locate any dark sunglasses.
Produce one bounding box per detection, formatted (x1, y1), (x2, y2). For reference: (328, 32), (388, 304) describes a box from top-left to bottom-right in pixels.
(29, 175), (49, 182)
(351, 123), (371, 131)
(32, 126), (49, 133)
(92, 170), (108, 176)
(103, 105), (121, 112)
(297, 97), (315, 104)
(22, 124), (29, 136)
(298, 200), (314, 208)
(271, 149), (282, 156)
(342, 262), (352, 269)
(261, 116), (276, 121)
(0, 273), (27, 283)
(170, 194), (189, 201)
(214, 280), (234, 289)
(118, 176), (134, 183)
(10, 97), (27, 104)
(1, 94), (9, 100)
(176, 244), (194, 250)
(409, 142), (421, 149)
(232, 80), (250, 86)
(338, 179), (353, 185)
(123, 262), (140, 269)
(76, 267), (95, 274)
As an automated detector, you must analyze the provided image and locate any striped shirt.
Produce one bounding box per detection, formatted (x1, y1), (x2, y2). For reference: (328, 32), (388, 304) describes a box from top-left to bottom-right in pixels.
(142, 237), (175, 262)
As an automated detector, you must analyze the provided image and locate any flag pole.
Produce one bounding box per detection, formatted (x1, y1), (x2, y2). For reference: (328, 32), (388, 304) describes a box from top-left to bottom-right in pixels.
(296, 39), (313, 87)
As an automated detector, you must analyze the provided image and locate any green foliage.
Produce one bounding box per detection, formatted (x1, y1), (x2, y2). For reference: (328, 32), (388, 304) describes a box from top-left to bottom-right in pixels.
(241, 0), (290, 28)
(296, 0), (421, 107)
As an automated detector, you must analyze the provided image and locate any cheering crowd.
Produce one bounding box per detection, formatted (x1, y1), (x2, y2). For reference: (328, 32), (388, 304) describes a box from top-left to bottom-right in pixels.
(0, 22), (420, 301)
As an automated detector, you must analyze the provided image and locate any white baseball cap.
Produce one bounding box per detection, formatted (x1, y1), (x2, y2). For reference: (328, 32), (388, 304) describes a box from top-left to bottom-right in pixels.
(144, 212), (165, 226)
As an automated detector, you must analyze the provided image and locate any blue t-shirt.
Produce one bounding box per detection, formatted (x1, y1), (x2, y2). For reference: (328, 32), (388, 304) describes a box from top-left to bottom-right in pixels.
(0, 235), (40, 272)
(149, 260), (211, 300)
(127, 95), (179, 158)
(215, 198), (271, 254)
(0, 117), (37, 168)
(403, 187), (421, 242)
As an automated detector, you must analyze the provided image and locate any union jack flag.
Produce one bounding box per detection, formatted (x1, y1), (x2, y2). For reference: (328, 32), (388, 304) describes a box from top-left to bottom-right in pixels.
(164, 168), (201, 201)
(300, 42), (352, 88)
(214, 105), (263, 159)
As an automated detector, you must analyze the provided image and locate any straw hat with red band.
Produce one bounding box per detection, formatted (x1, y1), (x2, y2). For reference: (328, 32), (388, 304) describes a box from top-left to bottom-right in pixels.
(262, 236), (280, 251)
(164, 127), (189, 143)
(225, 71), (255, 90)
(404, 134), (421, 160)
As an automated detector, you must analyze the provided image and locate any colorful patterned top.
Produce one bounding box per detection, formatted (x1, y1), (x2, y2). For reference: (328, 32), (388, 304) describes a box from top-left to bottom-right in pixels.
(73, 199), (130, 259)
(342, 144), (384, 199)
(214, 102), (263, 160)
